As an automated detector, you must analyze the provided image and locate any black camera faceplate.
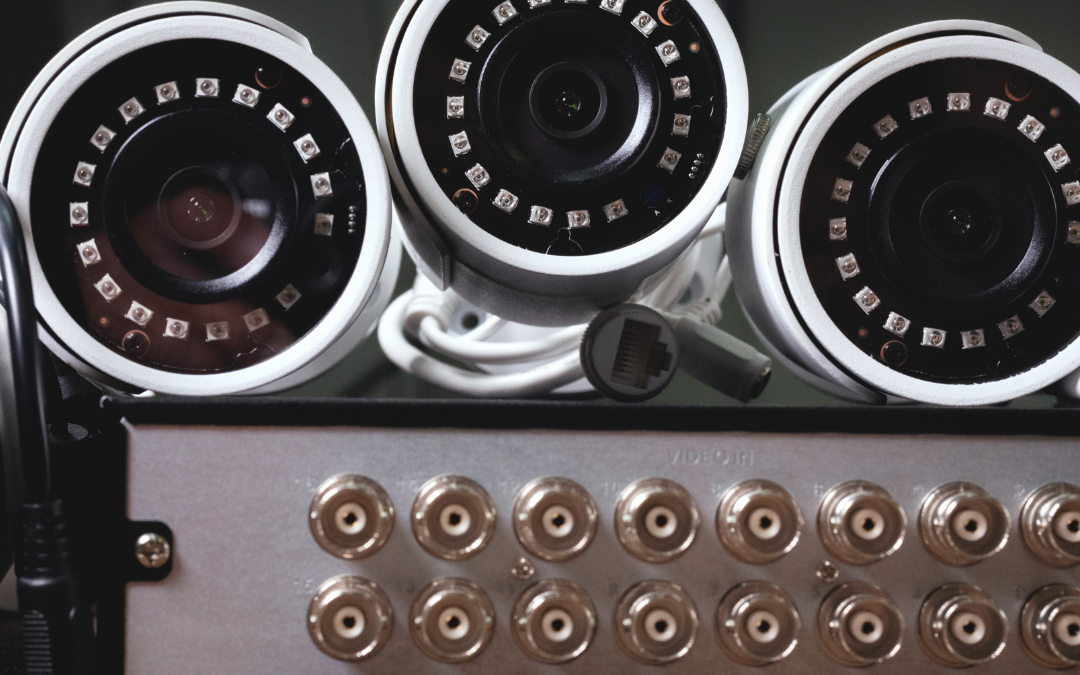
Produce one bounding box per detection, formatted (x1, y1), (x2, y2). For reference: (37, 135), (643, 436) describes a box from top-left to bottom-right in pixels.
(30, 39), (367, 375)
(799, 58), (1080, 384)
(412, 0), (726, 256)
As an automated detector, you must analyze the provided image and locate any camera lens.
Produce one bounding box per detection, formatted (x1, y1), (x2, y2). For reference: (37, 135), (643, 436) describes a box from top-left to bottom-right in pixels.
(529, 62), (609, 140)
(379, 0), (747, 323)
(106, 108), (294, 299)
(30, 40), (365, 365)
(797, 56), (1080, 386)
(727, 22), (1080, 404)
(405, 0), (727, 255)
(919, 181), (1001, 263)
(3, 9), (395, 394)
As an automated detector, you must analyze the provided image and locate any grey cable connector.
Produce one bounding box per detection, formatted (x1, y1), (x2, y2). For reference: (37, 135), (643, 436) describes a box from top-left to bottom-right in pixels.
(667, 315), (772, 402)
(581, 303), (772, 403)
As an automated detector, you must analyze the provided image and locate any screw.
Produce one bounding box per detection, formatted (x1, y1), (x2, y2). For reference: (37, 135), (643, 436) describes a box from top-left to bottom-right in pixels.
(511, 558), (535, 580)
(816, 560), (839, 583)
(135, 532), (171, 569)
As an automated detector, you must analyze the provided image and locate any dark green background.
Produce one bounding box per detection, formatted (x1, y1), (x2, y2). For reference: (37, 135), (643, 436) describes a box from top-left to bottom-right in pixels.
(3, 0), (1078, 406)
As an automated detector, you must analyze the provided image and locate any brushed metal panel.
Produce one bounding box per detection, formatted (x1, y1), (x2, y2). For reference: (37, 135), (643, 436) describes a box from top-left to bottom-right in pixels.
(125, 425), (1078, 673)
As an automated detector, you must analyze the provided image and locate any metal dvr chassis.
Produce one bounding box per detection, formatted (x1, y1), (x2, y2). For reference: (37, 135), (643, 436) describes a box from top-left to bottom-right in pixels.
(111, 400), (1080, 674)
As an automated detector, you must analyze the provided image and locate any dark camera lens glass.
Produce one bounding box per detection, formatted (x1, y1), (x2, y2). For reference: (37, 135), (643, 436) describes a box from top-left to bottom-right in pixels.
(530, 62), (608, 139)
(798, 58), (1080, 384)
(111, 109), (286, 288)
(29, 39), (368, 375)
(411, 0), (728, 256)
(921, 182), (1000, 260)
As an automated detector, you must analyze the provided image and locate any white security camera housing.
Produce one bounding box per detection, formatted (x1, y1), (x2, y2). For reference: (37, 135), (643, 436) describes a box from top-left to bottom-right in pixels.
(377, 0), (747, 325)
(0, 2), (399, 395)
(728, 21), (1080, 405)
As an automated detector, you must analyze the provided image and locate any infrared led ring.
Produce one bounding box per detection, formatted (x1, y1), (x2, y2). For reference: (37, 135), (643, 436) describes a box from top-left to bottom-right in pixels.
(0, 3), (397, 395)
(378, 0), (747, 325)
(727, 21), (1080, 406)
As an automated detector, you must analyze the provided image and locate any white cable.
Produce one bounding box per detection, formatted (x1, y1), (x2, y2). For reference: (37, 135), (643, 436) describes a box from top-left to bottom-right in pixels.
(417, 317), (585, 365)
(460, 315), (507, 342)
(378, 290), (584, 397)
(377, 203), (730, 397)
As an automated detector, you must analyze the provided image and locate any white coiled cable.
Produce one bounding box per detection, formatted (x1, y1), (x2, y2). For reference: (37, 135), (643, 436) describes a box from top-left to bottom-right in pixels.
(378, 204), (730, 397)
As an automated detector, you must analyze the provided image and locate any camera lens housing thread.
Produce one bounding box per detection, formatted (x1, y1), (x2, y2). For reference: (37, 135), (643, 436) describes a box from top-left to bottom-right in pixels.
(727, 21), (1080, 405)
(377, 0), (747, 325)
(0, 2), (398, 395)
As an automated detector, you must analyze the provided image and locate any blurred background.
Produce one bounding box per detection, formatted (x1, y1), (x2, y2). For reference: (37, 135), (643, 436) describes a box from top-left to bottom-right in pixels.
(3, 0), (1079, 406)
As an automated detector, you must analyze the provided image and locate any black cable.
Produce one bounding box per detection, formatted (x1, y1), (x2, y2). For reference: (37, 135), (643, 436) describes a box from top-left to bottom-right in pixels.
(0, 187), (94, 673)
(0, 188), (48, 503)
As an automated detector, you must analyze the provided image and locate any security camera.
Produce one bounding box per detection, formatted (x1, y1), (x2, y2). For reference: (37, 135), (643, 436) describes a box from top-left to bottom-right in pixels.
(0, 2), (399, 396)
(727, 21), (1080, 406)
(376, 0), (748, 326)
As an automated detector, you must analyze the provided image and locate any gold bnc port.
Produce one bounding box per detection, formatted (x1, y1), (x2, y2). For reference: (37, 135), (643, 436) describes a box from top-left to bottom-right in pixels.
(411, 475), (497, 561)
(512, 578), (598, 664)
(717, 479), (803, 564)
(410, 577), (495, 663)
(817, 480), (906, 566)
(615, 478), (700, 563)
(918, 583), (1007, 667)
(513, 477), (599, 562)
(716, 581), (801, 665)
(817, 582), (904, 666)
(307, 575), (393, 662)
(918, 482), (1010, 566)
(1020, 483), (1080, 568)
(1021, 584), (1080, 668)
(309, 474), (395, 559)
(614, 580), (699, 665)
